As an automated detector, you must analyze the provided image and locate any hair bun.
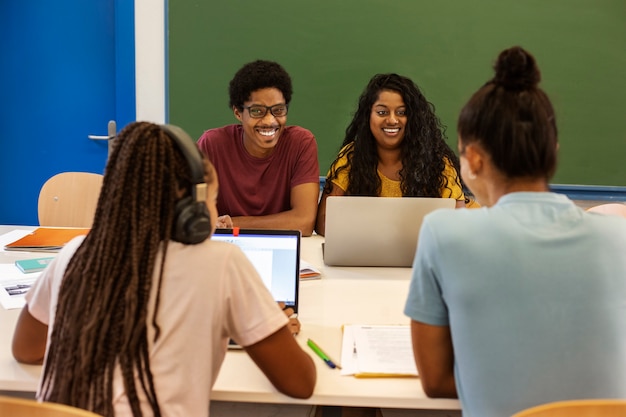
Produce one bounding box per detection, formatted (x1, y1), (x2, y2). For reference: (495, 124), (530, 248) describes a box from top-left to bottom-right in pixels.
(493, 46), (541, 91)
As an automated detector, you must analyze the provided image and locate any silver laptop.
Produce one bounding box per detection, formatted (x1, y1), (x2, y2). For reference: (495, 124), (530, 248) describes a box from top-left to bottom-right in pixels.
(211, 228), (301, 348)
(323, 196), (455, 267)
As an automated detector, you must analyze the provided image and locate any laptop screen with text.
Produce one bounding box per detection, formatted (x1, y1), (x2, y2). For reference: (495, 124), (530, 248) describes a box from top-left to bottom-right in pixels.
(211, 228), (301, 312)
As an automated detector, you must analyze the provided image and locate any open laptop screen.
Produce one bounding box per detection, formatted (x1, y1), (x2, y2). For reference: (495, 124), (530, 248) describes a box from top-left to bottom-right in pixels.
(324, 196), (455, 267)
(211, 228), (301, 312)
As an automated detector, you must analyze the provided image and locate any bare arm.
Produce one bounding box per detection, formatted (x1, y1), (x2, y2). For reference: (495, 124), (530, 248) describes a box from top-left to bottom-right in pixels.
(245, 326), (317, 399)
(410, 320), (457, 398)
(314, 183), (345, 236)
(12, 305), (48, 364)
(230, 182), (319, 236)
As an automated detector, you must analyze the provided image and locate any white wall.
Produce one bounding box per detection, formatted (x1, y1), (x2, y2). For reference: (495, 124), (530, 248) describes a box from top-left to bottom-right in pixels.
(135, 0), (166, 123)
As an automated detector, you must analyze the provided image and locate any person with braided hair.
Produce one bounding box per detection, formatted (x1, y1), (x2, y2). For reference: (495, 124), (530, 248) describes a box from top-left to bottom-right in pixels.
(12, 122), (316, 416)
(404, 46), (626, 416)
(316, 73), (476, 236)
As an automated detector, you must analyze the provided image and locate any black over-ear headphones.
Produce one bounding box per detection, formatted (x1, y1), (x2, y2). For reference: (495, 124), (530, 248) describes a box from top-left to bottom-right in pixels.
(160, 124), (212, 244)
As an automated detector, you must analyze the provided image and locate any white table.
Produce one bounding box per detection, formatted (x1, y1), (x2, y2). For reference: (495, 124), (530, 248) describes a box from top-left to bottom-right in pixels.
(0, 227), (460, 411)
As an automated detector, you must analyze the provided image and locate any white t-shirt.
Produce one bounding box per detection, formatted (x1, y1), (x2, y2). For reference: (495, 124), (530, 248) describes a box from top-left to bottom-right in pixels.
(26, 236), (288, 417)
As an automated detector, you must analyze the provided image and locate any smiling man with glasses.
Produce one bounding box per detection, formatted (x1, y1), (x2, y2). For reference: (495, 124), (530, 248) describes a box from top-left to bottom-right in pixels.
(197, 60), (320, 236)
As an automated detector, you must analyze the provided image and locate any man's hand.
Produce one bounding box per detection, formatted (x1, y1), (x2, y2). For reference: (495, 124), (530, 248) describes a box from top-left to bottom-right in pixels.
(216, 215), (233, 228)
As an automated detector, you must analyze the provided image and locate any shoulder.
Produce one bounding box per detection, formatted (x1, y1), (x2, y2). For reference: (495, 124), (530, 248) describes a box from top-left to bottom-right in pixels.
(424, 207), (465, 225)
(283, 126), (316, 143)
(330, 143), (354, 167)
(441, 157), (460, 176)
(422, 207), (487, 240)
(339, 142), (354, 154)
(173, 238), (243, 260)
(585, 210), (626, 236)
(166, 239), (240, 268)
(278, 127), (318, 164)
(50, 236), (85, 277)
(164, 239), (260, 285)
(25, 235), (86, 322)
(197, 125), (240, 146)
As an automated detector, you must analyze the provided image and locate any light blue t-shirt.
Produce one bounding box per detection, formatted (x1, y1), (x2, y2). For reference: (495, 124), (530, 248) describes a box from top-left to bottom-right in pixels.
(404, 192), (626, 417)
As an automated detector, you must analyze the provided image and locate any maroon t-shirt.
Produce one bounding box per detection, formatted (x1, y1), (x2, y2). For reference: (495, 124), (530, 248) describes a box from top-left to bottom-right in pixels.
(197, 124), (319, 217)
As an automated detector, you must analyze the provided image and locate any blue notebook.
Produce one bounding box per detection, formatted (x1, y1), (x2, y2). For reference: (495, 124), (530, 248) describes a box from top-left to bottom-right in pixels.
(15, 257), (55, 273)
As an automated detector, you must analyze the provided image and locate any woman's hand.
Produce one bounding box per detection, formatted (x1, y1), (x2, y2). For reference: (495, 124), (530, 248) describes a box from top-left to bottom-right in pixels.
(278, 302), (301, 335)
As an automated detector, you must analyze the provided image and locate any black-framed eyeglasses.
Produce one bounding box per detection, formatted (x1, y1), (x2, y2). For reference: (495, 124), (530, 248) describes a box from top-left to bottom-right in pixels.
(243, 104), (289, 119)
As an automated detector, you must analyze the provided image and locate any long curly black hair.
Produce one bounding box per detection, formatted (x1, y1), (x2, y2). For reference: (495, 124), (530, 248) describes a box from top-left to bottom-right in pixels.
(323, 73), (464, 198)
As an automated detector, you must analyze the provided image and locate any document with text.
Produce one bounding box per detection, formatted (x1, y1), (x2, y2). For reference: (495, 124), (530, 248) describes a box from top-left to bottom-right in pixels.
(340, 324), (418, 377)
(0, 229), (45, 309)
(0, 264), (39, 309)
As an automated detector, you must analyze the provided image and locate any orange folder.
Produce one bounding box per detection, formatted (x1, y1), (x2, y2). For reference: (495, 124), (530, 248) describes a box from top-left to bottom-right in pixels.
(4, 227), (90, 252)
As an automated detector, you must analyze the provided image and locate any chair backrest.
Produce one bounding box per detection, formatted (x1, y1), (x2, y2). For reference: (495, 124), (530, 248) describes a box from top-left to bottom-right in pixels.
(0, 395), (102, 417)
(38, 172), (104, 228)
(586, 203), (626, 218)
(511, 399), (626, 417)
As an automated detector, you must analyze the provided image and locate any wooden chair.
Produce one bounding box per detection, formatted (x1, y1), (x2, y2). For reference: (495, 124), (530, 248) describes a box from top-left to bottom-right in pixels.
(586, 203), (626, 218)
(511, 399), (626, 417)
(38, 172), (104, 228)
(0, 395), (102, 417)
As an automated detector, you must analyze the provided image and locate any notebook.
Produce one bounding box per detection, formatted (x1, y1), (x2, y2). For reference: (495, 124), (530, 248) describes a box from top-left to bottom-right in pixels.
(4, 227), (90, 252)
(211, 228), (301, 348)
(15, 257), (55, 273)
(323, 196), (455, 267)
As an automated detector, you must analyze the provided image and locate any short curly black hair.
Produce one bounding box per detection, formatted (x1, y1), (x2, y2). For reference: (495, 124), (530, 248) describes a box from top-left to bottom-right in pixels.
(228, 60), (293, 110)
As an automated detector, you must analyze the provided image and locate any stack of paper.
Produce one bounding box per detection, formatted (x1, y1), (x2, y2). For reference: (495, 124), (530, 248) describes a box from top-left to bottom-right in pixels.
(0, 264), (40, 309)
(0, 229), (59, 309)
(340, 324), (418, 377)
(299, 259), (322, 280)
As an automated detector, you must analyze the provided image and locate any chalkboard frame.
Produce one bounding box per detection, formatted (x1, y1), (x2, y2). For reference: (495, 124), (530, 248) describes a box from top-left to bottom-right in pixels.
(168, 0), (626, 186)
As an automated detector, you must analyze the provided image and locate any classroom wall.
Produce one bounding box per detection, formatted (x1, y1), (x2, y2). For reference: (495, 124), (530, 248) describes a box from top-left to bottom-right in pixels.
(167, 0), (626, 187)
(135, 0), (166, 123)
(0, 0), (166, 225)
(0, 0), (136, 226)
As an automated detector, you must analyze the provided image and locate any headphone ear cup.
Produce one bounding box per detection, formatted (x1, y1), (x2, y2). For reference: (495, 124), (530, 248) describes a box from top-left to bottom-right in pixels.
(173, 197), (212, 244)
(160, 124), (212, 244)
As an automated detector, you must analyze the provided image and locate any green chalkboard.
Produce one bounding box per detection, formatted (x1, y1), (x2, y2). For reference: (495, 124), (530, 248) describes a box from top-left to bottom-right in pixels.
(168, 0), (626, 186)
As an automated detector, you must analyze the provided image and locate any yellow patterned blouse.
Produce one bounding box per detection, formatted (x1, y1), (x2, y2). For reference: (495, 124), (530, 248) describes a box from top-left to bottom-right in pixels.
(327, 144), (466, 201)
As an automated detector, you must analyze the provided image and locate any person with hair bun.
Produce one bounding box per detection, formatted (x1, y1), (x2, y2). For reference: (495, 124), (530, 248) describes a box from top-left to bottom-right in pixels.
(12, 122), (316, 416)
(404, 47), (626, 416)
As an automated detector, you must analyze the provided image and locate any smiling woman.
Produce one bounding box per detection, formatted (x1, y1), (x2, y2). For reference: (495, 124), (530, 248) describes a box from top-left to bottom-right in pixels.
(315, 73), (471, 236)
(369, 90), (407, 165)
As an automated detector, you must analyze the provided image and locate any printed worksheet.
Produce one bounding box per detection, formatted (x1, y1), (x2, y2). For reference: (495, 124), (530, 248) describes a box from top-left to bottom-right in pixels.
(0, 264), (39, 309)
(340, 324), (418, 377)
